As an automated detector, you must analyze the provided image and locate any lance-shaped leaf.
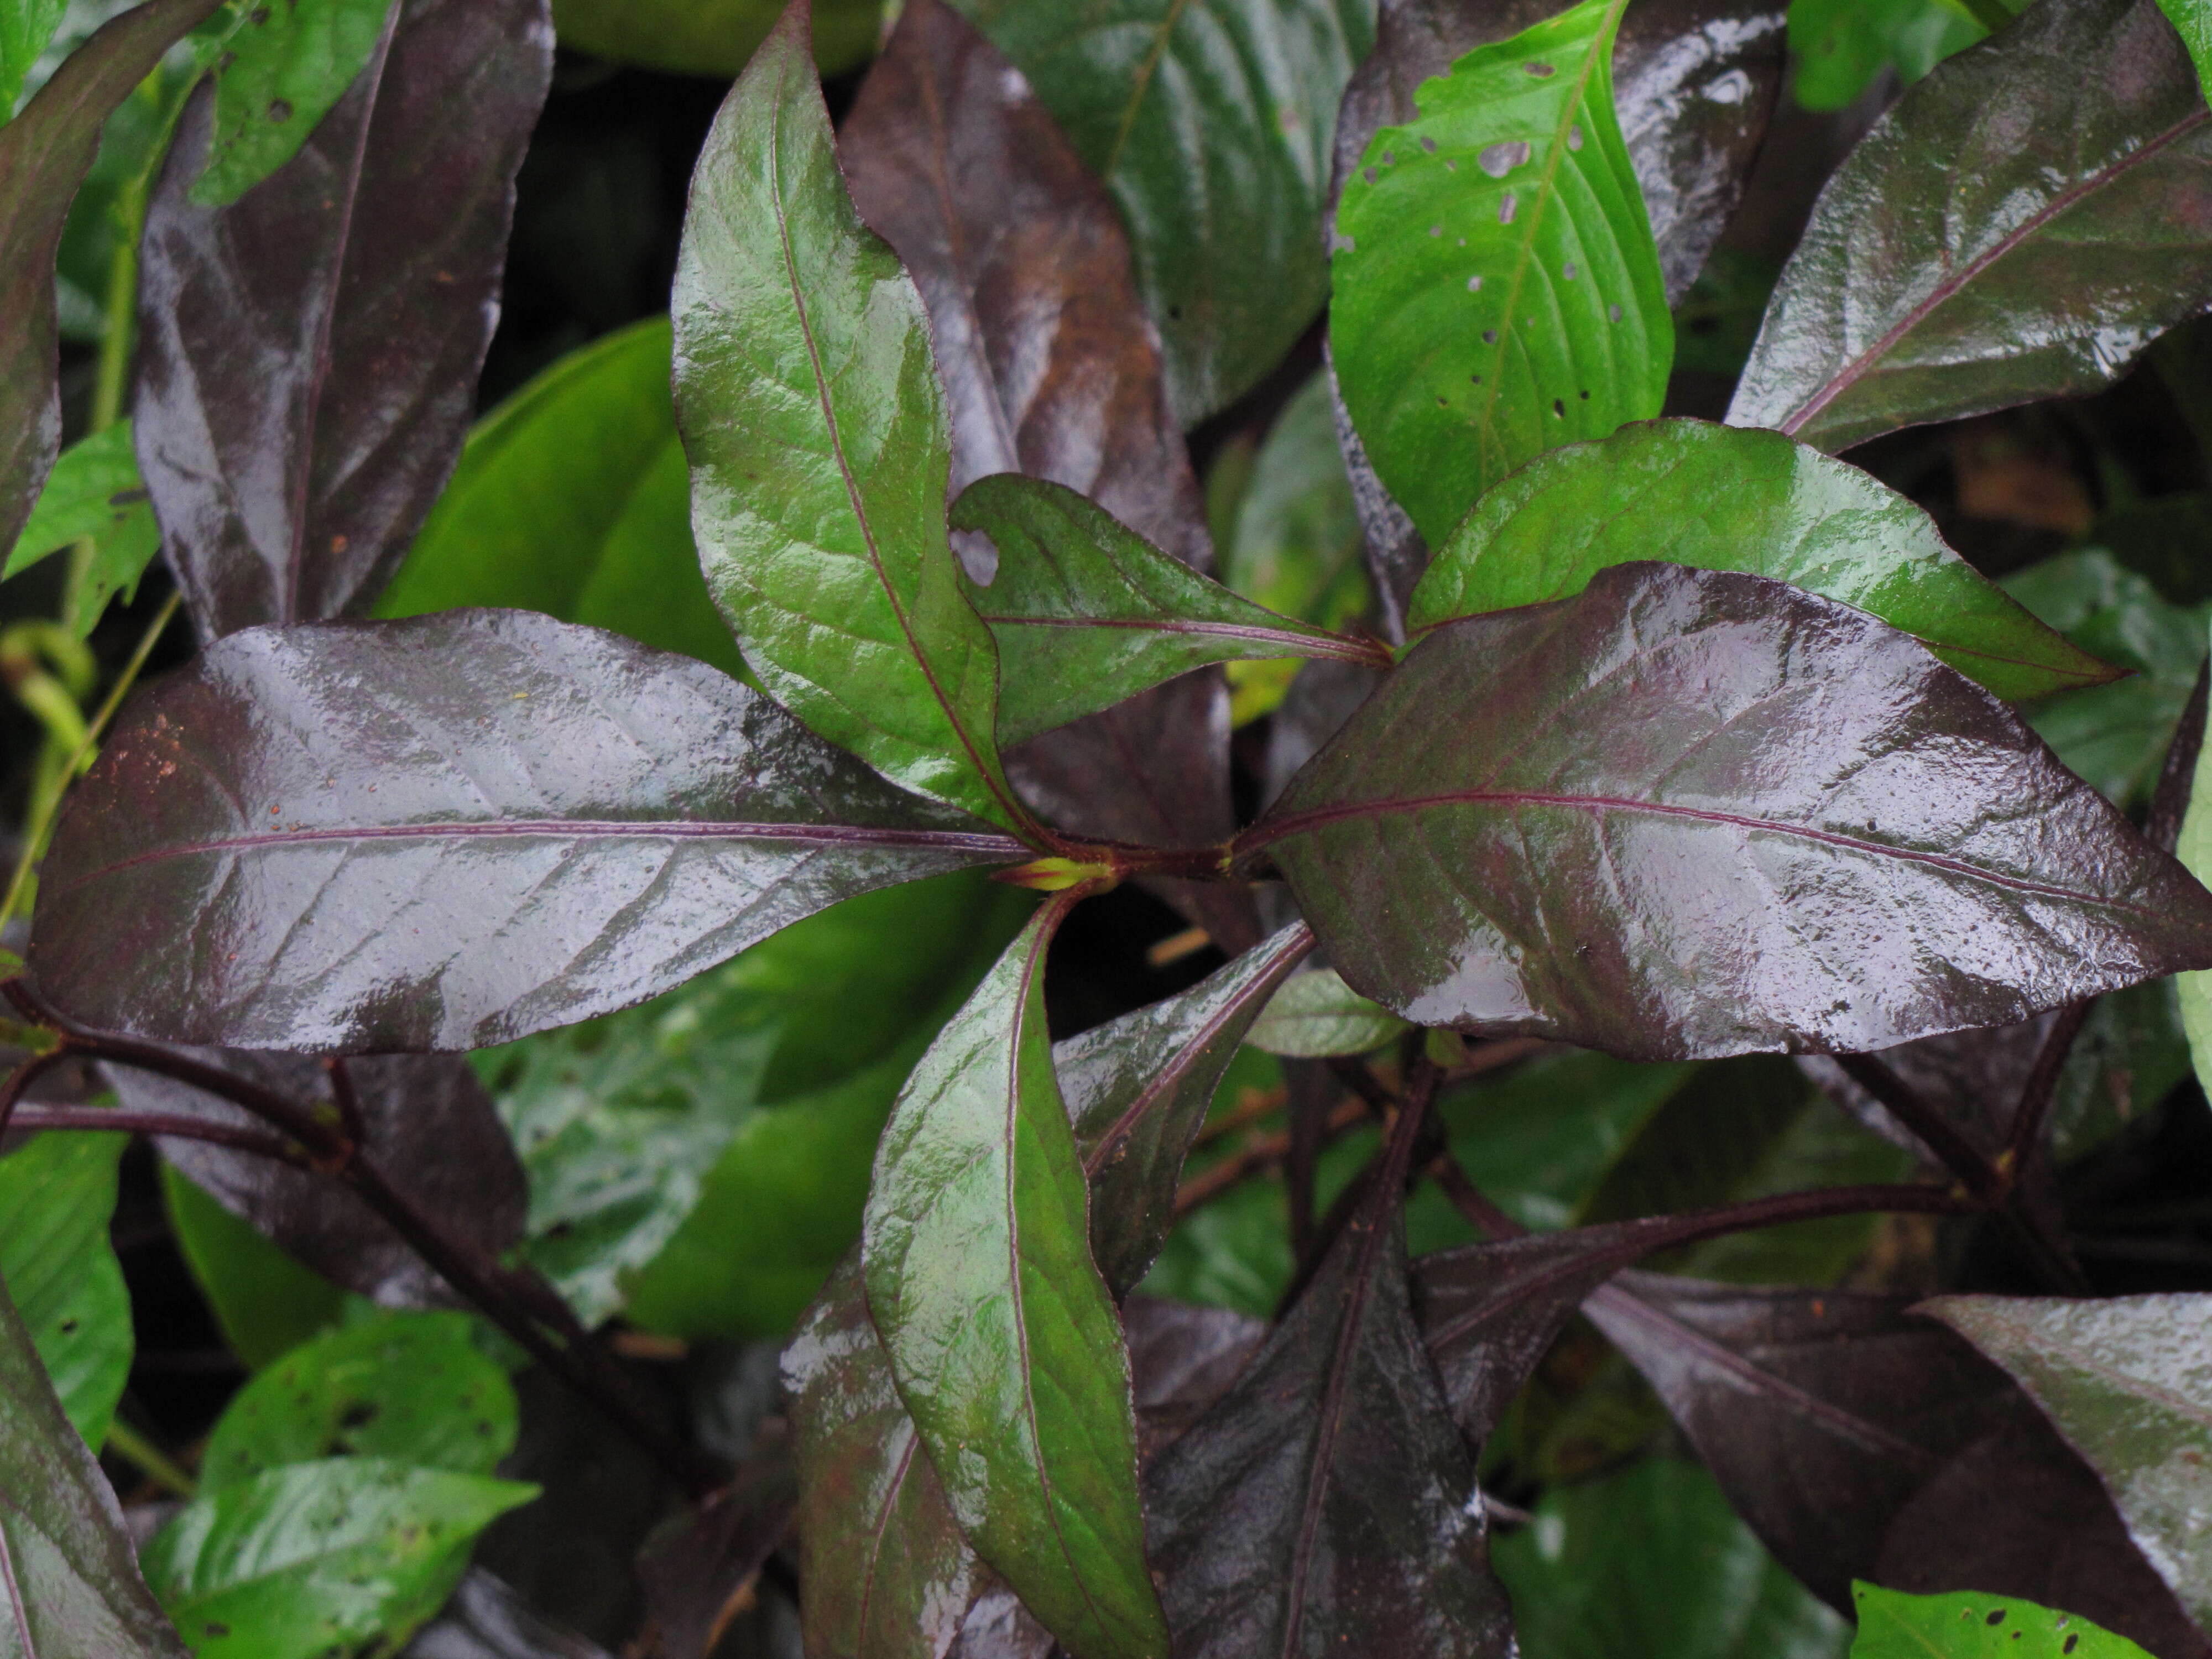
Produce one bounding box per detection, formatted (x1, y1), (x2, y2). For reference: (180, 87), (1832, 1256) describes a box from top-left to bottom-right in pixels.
(1245, 561), (2212, 1060)
(863, 902), (1166, 1659)
(1246, 967), (1411, 1060)
(1408, 419), (2116, 702)
(1332, 0), (1673, 550)
(0, 1275), (191, 1659)
(954, 476), (1382, 744)
(1729, 0), (2212, 453)
(1851, 1586), (2153, 1659)
(4, 421), (161, 640)
(1143, 1111), (1514, 1658)
(32, 609), (1026, 1052)
(0, 1131), (132, 1451)
(0, 0), (67, 112)
(2165, 0), (2212, 99)
(674, 3), (1027, 835)
(0, 0), (223, 560)
(1924, 1294), (2212, 1634)
(137, 0), (551, 644)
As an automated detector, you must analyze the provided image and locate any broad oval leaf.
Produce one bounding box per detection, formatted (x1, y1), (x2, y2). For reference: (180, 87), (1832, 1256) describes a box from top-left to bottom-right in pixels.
(1408, 420), (2116, 702)
(1728, 0), (2212, 452)
(31, 609), (1026, 1051)
(954, 474), (1380, 745)
(1331, 0), (1673, 549)
(1246, 560), (2212, 1060)
(137, 0), (552, 642)
(1922, 1294), (2212, 1634)
(863, 902), (1167, 1659)
(1849, 1585), (2152, 1659)
(0, 1131), (131, 1451)
(673, 2), (1030, 835)
(0, 1276), (191, 1659)
(1246, 966), (1411, 1058)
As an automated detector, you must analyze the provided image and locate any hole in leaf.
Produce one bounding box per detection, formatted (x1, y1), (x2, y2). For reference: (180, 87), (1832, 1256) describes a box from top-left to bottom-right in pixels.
(1499, 192), (1517, 224)
(58, 1318), (77, 1334)
(1363, 166), (1376, 184)
(268, 98), (293, 123)
(1579, 389), (1590, 399)
(1568, 123), (1583, 150)
(339, 1401), (379, 1430)
(1381, 149), (1396, 164)
(1477, 140), (1531, 178)
(1430, 225), (1443, 237)
(1552, 398), (1565, 417)
(1526, 61), (1554, 76)
(1987, 1613), (2006, 1627)
(1563, 260), (1577, 279)
(1482, 329), (1498, 345)
(1609, 304), (1623, 321)
(1420, 135), (1438, 152)
(1467, 274), (1483, 291)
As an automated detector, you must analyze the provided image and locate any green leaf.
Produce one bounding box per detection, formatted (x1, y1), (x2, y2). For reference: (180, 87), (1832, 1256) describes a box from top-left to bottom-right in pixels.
(549, 0), (881, 76)
(0, 1274), (190, 1659)
(2159, 0), (2212, 102)
(377, 318), (747, 682)
(159, 1161), (349, 1371)
(1670, 248), (1779, 380)
(956, 472), (1376, 744)
(863, 903), (1167, 1659)
(0, 1130), (131, 1449)
(197, 1312), (518, 1494)
(1848, 1584), (2152, 1659)
(0, 0), (66, 114)
(3, 419), (161, 637)
(142, 1458), (537, 1659)
(1492, 1459), (1849, 1659)
(1409, 420), (2114, 702)
(1245, 966), (1411, 1058)
(950, 0), (1375, 424)
(1331, 0), (1671, 547)
(1920, 1294), (2212, 1633)
(672, 4), (1029, 834)
(189, 0), (394, 207)
(2180, 625), (2212, 1100)
(1786, 0), (1984, 112)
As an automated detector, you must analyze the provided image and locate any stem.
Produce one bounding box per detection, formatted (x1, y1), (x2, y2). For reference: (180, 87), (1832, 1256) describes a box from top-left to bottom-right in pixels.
(0, 1050), (72, 1139)
(2002, 1000), (2093, 1180)
(7, 1104), (306, 1164)
(105, 1420), (197, 1499)
(1175, 1093), (1370, 1215)
(2147, 658), (2209, 853)
(1831, 1052), (1999, 1198)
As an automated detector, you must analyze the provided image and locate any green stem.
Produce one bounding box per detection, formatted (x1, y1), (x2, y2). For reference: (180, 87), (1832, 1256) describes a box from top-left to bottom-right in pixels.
(105, 1418), (197, 1499)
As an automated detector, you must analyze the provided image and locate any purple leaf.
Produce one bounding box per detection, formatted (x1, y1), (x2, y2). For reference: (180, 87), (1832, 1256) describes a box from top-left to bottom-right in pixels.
(29, 610), (1026, 1052)
(135, 0), (553, 641)
(635, 1422), (796, 1659)
(1245, 561), (2212, 1060)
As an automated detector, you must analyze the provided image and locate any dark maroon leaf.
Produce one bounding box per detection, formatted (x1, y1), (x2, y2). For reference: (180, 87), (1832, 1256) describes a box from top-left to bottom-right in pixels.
(135, 0), (554, 642)
(1244, 561), (2212, 1060)
(635, 1422), (796, 1659)
(401, 1568), (617, 1659)
(29, 610), (1027, 1052)
(1142, 1113), (1514, 1659)
(0, 0), (223, 558)
(839, 0), (1253, 952)
(1124, 1296), (1267, 1463)
(107, 1050), (525, 1308)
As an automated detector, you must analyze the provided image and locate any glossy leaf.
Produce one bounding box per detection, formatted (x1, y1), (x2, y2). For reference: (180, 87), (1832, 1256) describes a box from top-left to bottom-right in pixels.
(1246, 966), (1411, 1058)
(1493, 1459), (1849, 1659)
(954, 474), (1375, 744)
(1849, 1585), (2152, 1659)
(377, 319), (744, 683)
(2164, 0), (2212, 100)
(863, 904), (1167, 1659)
(0, 0), (223, 562)
(1332, 0), (1672, 549)
(159, 1162), (348, 1369)
(189, 0), (393, 206)
(142, 1459), (538, 1658)
(1247, 561), (2212, 1058)
(399, 1568), (618, 1659)
(1924, 1294), (2212, 1633)
(1728, 0), (2212, 453)
(2182, 632), (2212, 1096)
(2, 420), (159, 639)
(0, 1275), (191, 1659)
(0, 0), (67, 112)
(1787, 0), (1982, 111)
(137, 0), (552, 643)
(635, 1427), (795, 1659)
(950, 0), (1375, 424)
(1408, 420), (2115, 702)
(32, 610), (1026, 1051)
(548, 0), (880, 75)
(198, 1311), (518, 1492)
(673, 3), (1027, 834)
(0, 1130), (131, 1449)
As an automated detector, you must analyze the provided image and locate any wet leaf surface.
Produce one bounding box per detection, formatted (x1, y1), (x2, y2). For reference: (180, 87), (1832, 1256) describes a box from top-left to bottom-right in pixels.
(1250, 561), (2212, 1058)
(1728, 0), (2212, 452)
(0, 1131), (131, 1451)
(32, 611), (1024, 1051)
(1850, 1585), (2153, 1659)
(137, 0), (551, 641)
(1247, 967), (1412, 1059)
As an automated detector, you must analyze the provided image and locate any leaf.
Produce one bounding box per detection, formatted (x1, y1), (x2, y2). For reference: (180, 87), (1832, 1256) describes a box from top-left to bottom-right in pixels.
(1672, 247), (1780, 378)
(1144, 1118), (1515, 1658)
(862, 902), (1167, 1659)
(949, 0), (1376, 424)
(2163, 0), (2212, 101)
(672, 3), (1027, 835)
(1492, 1459), (1850, 1659)
(2182, 630), (2212, 1098)
(1727, 0), (2212, 453)
(376, 320), (745, 683)
(1244, 560), (2212, 1059)
(547, 0), (880, 75)
(159, 1162), (348, 1369)
(1787, 0), (1983, 111)
(1123, 1296), (1267, 1460)
(0, 0), (67, 112)
(1407, 420), (2115, 702)
(1922, 1294), (2212, 1634)
(953, 474), (1376, 744)
(1331, 0), (1673, 549)
(137, 0), (552, 643)
(1, 421), (160, 639)
(1246, 967), (1412, 1058)
(189, 0), (393, 206)
(0, 1130), (131, 1449)
(1, 0), (225, 562)
(197, 1311), (518, 1492)
(0, 1274), (191, 1659)
(1849, 1585), (2153, 1659)
(1059, 921), (1316, 1294)
(635, 1426), (796, 1659)
(396, 1568), (617, 1659)
(31, 610), (1027, 1051)
(142, 1458), (538, 1658)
